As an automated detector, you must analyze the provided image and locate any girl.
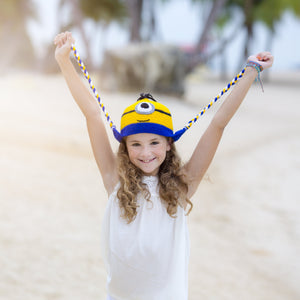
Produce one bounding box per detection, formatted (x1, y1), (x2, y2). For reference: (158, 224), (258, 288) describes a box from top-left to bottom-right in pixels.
(54, 32), (273, 300)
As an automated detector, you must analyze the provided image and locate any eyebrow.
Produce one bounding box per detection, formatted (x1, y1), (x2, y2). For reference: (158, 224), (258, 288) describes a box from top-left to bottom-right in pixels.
(128, 138), (160, 143)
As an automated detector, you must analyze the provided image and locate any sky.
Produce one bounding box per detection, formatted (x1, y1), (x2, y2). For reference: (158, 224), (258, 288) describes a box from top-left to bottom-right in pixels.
(28, 0), (300, 71)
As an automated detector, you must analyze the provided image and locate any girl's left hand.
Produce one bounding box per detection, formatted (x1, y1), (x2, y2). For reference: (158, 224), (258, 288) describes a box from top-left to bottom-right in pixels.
(247, 52), (274, 70)
(54, 31), (75, 63)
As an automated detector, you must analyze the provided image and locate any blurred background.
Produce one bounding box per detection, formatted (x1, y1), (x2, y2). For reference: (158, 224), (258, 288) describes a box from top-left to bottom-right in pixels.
(2, 0), (300, 78)
(1, 1), (300, 300)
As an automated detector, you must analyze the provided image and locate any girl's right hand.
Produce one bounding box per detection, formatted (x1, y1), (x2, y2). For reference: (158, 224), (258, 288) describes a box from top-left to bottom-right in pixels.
(247, 51), (274, 71)
(54, 31), (75, 62)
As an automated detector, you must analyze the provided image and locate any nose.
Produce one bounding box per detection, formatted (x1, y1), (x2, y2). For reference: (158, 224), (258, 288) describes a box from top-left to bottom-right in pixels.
(139, 145), (151, 158)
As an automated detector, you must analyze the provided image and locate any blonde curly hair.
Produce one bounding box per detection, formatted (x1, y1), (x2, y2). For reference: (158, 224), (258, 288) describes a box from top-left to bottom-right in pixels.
(117, 139), (193, 223)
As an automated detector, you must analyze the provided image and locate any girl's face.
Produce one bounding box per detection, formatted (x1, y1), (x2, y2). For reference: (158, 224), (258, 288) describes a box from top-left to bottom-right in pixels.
(126, 133), (171, 176)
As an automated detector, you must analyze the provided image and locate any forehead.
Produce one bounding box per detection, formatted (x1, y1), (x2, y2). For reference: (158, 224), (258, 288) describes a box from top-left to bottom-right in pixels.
(126, 133), (167, 143)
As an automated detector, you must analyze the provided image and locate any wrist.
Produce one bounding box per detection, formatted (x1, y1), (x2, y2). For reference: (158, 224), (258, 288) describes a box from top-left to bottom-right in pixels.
(246, 60), (263, 72)
(243, 65), (258, 78)
(55, 54), (71, 67)
(245, 61), (264, 92)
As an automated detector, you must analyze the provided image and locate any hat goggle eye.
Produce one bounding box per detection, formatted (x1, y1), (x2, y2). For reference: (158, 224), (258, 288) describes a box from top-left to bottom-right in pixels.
(135, 102), (155, 115)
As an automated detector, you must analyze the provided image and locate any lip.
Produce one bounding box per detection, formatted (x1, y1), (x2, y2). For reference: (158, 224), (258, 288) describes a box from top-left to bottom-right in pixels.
(139, 158), (156, 163)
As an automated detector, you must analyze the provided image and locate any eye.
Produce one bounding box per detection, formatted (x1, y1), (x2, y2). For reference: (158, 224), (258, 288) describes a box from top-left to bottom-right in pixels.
(151, 141), (159, 145)
(131, 143), (141, 147)
(135, 102), (155, 115)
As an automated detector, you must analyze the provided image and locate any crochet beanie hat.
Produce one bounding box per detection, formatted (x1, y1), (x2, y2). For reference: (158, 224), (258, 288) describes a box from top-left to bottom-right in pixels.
(113, 93), (186, 142)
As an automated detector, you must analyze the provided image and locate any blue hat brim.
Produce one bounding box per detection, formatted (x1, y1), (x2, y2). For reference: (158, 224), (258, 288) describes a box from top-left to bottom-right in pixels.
(113, 123), (186, 142)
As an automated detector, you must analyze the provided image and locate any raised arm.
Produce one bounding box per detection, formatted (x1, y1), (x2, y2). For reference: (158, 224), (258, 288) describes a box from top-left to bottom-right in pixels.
(183, 52), (274, 198)
(54, 32), (118, 194)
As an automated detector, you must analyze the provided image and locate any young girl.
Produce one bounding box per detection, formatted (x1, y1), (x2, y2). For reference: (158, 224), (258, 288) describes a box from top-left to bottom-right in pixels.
(54, 31), (273, 300)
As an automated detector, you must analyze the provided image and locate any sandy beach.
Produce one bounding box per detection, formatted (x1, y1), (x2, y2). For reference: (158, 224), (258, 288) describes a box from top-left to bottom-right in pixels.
(0, 70), (299, 300)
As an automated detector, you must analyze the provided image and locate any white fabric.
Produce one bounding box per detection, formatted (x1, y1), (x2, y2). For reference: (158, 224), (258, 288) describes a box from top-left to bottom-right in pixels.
(101, 176), (190, 300)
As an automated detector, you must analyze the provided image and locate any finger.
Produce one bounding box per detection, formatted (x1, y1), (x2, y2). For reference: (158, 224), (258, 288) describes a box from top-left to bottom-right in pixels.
(262, 54), (273, 63)
(54, 35), (60, 45)
(66, 32), (74, 45)
(257, 51), (271, 61)
(54, 33), (65, 45)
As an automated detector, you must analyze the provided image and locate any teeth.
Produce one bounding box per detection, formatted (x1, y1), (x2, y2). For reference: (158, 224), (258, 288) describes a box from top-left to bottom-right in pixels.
(141, 158), (154, 163)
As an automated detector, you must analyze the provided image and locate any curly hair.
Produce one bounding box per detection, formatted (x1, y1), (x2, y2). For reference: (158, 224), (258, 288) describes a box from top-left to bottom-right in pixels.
(117, 139), (193, 223)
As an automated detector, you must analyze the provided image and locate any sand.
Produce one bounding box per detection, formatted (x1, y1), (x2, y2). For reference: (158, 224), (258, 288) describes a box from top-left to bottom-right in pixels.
(0, 70), (299, 300)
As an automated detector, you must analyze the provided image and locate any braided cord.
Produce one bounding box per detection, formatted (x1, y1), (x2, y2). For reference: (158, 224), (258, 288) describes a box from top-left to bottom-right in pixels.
(70, 44), (247, 139)
(70, 45), (116, 130)
(183, 68), (245, 131)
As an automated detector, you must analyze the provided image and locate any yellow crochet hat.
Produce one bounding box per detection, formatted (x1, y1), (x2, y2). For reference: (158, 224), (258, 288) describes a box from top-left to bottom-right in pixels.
(113, 93), (185, 142)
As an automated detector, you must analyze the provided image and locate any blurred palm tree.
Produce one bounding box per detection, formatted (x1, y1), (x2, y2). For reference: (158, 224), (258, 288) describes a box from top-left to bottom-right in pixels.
(192, 0), (229, 53)
(124, 0), (158, 42)
(223, 0), (300, 60)
(187, 0), (300, 72)
(183, 0), (231, 72)
(0, 0), (36, 69)
(58, 0), (126, 68)
(125, 0), (143, 42)
(80, 0), (127, 34)
(255, 0), (300, 53)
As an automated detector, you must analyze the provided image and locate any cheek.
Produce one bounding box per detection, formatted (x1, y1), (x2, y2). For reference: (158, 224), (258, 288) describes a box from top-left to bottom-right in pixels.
(156, 146), (168, 159)
(127, 148), (138, 160)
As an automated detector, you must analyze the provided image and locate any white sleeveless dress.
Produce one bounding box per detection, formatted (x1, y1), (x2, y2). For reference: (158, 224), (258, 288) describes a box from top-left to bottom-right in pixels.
(101, 176), (190, 300)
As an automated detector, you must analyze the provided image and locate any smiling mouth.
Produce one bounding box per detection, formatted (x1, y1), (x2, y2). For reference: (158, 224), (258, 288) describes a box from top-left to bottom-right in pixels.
(139, 158), (156, 163)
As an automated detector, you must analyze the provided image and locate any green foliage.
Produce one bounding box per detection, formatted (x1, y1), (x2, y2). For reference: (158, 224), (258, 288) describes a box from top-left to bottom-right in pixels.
(79, 0), (127, 25)
(226, 0), (300, 31)
(186, 0), (300, 65)
(255, 0), (283, 30)
(255, 0), (300, 30)
(193, 0), (300, 32)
